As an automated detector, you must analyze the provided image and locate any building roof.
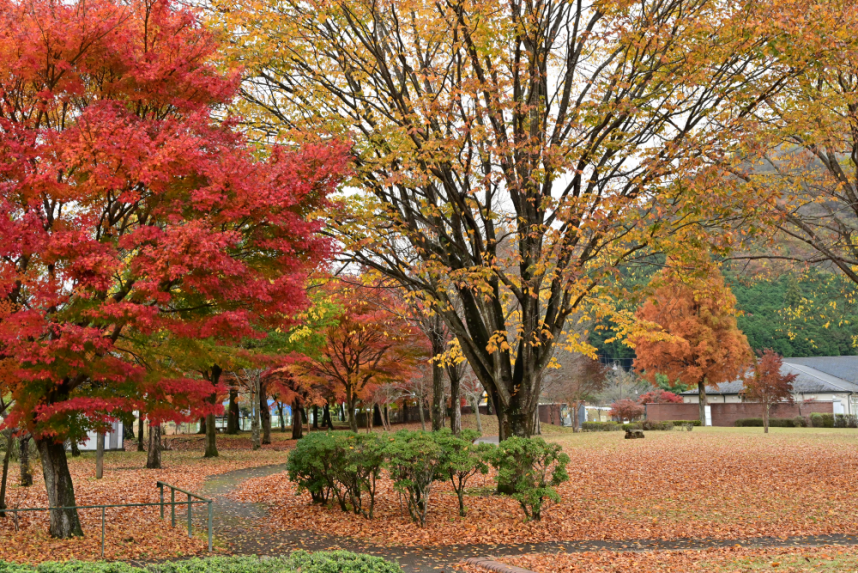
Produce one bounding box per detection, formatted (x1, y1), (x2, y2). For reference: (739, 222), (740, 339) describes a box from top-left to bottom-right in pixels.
(682, 357), (858, 396)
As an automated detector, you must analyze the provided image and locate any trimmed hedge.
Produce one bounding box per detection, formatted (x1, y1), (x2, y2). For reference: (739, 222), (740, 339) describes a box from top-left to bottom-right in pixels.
(737, 414), (858, 428)
(0, 553), (404, 573)
(666, 420), (702, 426)
(581, 422), (622, 432)
(622, 421), (674, 431)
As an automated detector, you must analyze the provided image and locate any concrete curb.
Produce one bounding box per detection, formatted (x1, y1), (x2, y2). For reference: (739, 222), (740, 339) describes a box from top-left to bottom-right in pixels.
(463, 557), (537, 573)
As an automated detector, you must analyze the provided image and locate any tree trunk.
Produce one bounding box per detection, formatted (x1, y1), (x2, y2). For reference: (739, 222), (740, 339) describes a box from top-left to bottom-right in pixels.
(36, 438), (84, 538)
(277, 401), (287, 433)
(764, 403), (770, 434)
(70, 440), (80, 457)
(0, 430), (13, 516)
(346, 394), (358, 433)
(698, 380), (708, 426)
(323, 404), (333, 428)
(250, 376), (260, 450)
(197, 417), (206, 435)
(471, 396), (483, 433)
(572, 401), (580, 431)
(313, 405), (321, 430)
(137, 415), (145, 452)
(95, 432), (104, 479)
(19, 434), (32, 487)
(227, 388), (240, 434)
(418, 399), (426, 431)
(291, 399), (304, 439)
(430, 327), (445, 432)
(204, 365), (222, 458)
(146, 424), (162, 469)
(372, 404), (382, 428)
(260, 380), (271, 444)
(448, 367), (462, 436)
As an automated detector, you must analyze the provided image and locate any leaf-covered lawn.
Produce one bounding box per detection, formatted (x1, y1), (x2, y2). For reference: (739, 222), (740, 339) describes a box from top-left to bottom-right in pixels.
(231, 425), (858, 547)
(454, 546), (858, 572)
(0, 440), (292, 563)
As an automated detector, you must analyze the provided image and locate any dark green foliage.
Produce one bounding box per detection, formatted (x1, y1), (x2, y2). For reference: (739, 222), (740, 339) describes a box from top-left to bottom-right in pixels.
(488, 437), (570, 522)
(581, 422), (622, 432)
(384, 430), (444, 526)
(665, 420), (701, 426)
(0, 553), (403, 573)
(434, 429), (492, 516)
(622, 421), (674, 431)
(809, 412), (823, 427)
(286, 432), (384, 517)
(834, 414), (858, 428)
(735, 417), (810, 427)
(729, 270), (858, 357)
(820, 413), (834, 428)
(793, 416), (808, 427)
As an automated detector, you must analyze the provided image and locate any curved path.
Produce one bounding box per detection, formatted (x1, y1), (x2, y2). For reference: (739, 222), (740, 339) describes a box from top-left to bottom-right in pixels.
(200, 463), (858, 573)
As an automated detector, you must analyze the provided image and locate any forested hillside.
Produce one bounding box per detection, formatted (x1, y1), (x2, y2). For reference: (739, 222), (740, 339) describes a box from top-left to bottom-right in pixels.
(592, 268), (858, 363)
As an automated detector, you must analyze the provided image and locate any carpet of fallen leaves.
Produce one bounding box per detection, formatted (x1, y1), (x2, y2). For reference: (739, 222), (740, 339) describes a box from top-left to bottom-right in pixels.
(455, 546), (858, 572)
(230, 426), (858, 547)
(0, 435), (293, 563)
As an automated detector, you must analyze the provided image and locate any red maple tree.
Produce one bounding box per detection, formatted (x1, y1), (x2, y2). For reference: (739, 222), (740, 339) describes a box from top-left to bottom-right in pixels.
(638, 389), (684, 405)
(742, 349), (797, 433)
(295, 279), (427, 432)
(0, 0), (348, 537)
(609, 399), (645, 422)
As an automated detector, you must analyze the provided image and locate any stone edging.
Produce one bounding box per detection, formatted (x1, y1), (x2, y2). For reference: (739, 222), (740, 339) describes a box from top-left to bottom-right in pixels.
(462, 557), (537, 573)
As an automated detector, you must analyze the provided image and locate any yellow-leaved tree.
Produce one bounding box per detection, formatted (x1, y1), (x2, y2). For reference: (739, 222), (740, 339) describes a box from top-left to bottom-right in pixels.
(212, 0), (797, 437)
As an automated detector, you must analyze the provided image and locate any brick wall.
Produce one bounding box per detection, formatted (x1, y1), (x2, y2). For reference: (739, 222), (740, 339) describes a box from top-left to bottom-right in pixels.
(645, 401), (834, 426)
(711, 401), (833, 427)
(645, 403), (700, 422)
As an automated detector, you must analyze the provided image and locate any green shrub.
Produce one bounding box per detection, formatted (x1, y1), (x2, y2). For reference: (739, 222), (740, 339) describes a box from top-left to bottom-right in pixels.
(793, 416), (808, 428)
(287, 432), (384, 517)
(809, 412), (823, 427)
(821, 413), (835, 428)
(287, 550), (403, 573)
(666, 420), (701, 426)
(735, 418), (801, 428)
(622, 421), (674, 431)
(621, 423), (641, 431)
(335, 433), (386, 519)
(385, 430), (444, 526)
(2, 553), (404, 573)
(489, 436), (570, 522)
(581, 421), (621, 432)
(434, 429), (493, 517)
(287, 432), (341, 505)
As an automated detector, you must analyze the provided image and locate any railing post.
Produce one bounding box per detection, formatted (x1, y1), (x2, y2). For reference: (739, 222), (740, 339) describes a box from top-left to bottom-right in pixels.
(207, 500), (213, 552)
(187, 493), (192, 538)
(158, 483), (164, 519)
(171, 489), (176, 527)
(101, 506), (106, 558)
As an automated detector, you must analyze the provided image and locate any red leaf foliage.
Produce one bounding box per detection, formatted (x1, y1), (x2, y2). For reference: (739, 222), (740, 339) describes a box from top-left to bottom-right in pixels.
(0, 0), (350, 440)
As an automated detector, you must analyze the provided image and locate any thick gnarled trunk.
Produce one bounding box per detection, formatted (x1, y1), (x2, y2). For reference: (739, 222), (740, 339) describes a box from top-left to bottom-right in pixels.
(37, 438), (83, 538)
(146, 424), (162, 469)
(291, 399), (304, 439)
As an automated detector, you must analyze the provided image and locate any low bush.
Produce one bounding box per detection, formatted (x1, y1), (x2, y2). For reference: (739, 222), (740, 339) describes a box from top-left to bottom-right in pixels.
(835, 414), (858, 428)
(385, 430), (444, 526)
(667, 420), (701, 426)
(793, 416), (808, 428)
(0, 553), (404, 573)
(809, 412), (823, 427)
(434, 429), (492, 517)
(489, 436), (570, 522)
(735, 418), (805, 428)
(581, 421), (622, 432)
(286, 432), (384, 517)
(622, 421), (674, 431)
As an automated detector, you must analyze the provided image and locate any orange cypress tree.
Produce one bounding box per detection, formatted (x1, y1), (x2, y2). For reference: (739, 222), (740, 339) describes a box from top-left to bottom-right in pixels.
(632, 264), (753, 424)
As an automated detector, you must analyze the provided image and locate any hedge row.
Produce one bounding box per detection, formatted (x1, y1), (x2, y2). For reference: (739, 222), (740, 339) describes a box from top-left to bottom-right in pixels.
(736, 414), (858, 428)
(581, 420), (700, 432)
(287, 429), (569, 524)
(0, 553), (403, 573)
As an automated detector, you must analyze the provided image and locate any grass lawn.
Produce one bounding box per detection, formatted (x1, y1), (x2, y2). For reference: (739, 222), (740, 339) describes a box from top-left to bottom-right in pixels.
(232, 421), (858, 547)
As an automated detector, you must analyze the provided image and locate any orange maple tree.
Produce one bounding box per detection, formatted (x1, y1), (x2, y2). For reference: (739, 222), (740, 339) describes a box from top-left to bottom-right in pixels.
(632, 263), (753, 423)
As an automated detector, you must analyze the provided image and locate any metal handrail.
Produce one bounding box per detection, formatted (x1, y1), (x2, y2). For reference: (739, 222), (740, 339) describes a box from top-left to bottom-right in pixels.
(0, 481), (213, 557)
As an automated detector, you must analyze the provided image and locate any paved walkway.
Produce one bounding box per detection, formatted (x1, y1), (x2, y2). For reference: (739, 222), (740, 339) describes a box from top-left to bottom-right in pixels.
(198, 463), (858, 573)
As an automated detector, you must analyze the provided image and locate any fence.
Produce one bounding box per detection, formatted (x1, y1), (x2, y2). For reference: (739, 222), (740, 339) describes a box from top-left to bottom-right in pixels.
(0, 481), (212, 558)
